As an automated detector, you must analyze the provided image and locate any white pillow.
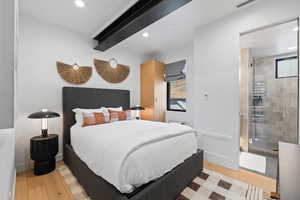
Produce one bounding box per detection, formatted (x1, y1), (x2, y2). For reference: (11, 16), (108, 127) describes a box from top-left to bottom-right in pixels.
(101, 106), (123, 116)
(106, 106), (123, 111)
(73, 108), (106, 125)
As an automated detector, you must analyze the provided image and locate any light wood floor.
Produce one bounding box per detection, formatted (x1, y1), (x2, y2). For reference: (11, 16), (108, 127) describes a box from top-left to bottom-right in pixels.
(15, 162), (74, 200)
(15, 161), (276, 200)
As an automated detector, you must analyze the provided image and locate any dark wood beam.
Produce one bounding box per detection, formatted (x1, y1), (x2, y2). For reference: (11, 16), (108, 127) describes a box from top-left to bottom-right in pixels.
(94, 0), (192, 51)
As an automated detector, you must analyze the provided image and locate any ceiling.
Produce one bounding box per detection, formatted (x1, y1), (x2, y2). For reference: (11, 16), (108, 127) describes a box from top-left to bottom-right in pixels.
(20, 0), (136, 36)
(240, 20), (298, 58)
(116, 0), (249, 56)
(21, 0), (253, 56)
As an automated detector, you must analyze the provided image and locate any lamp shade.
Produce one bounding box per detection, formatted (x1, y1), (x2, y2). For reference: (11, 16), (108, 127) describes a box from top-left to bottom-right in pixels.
(28, 111), (60, 119)
(130, 106), (145, 111)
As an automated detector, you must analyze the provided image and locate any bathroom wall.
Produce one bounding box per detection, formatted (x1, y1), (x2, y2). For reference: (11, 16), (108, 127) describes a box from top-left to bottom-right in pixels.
(251, 54), (298, 150)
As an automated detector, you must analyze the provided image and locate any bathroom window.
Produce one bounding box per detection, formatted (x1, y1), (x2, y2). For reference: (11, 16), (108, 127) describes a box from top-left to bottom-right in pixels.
(167, 79), (187, 112)
(276, 56), (298, 78)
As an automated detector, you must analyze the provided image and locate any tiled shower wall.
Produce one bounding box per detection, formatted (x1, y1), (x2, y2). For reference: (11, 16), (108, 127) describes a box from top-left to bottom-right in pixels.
(251, 54), (298, 147)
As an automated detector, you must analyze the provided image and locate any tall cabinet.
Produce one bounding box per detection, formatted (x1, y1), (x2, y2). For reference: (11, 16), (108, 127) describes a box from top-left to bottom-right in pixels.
(141, 60), (166, 122)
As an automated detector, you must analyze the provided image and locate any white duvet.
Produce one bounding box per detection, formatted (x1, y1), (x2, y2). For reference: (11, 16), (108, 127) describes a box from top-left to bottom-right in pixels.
(71, 120), (198, 193)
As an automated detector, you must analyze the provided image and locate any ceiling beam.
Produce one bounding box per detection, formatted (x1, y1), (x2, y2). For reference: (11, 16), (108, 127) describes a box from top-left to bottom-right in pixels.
(94, 0), (192, 51)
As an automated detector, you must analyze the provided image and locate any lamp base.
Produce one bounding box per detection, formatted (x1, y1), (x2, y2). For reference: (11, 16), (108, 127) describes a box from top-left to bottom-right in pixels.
(42, 129), (48, 137)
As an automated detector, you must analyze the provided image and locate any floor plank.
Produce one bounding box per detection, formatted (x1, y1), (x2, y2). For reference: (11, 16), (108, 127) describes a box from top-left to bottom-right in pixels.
(56, 170), (75, 200)
(15, 172), (28, 200)
(16, 160), (276, 199)
(16, 163), (73, 200)
(43, 171), (73, 200)
(27, 171), (49, 200)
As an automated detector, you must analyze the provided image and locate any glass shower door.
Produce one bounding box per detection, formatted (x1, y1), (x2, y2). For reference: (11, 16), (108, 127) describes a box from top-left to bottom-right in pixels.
(241, 20), (299, 156)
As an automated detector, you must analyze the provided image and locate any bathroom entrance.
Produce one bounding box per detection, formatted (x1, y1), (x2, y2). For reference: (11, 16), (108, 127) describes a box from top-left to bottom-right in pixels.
(239, 19), (299, 178)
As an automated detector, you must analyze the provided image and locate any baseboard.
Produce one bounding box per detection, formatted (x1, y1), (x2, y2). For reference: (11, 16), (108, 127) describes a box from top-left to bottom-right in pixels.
(16, 162), (27, 173)
(11, 170), (16, 200)
(204, 151), (236, 169)
(197, 130), (238, 170)
(56, 153), (63, 161)
(16, 153), (63, 173)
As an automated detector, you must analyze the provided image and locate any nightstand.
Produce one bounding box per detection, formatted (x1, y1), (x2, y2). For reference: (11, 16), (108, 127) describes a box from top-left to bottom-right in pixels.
(30, 134), (58, 175)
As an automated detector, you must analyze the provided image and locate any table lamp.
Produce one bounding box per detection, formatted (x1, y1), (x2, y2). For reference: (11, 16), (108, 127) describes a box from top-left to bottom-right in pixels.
(130, 106), (145, 120)
(28, 109), (60, 137)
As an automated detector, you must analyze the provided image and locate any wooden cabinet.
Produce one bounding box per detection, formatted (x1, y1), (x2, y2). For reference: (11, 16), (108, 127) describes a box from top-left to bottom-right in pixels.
(141, 60), (166, 122)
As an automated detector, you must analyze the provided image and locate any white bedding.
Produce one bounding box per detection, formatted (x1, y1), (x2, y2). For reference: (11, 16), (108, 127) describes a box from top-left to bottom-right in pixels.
(71, 120), (198, 193)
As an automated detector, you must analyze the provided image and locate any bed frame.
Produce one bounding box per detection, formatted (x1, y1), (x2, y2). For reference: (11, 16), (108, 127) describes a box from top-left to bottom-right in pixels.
(62, 87), (203, 200)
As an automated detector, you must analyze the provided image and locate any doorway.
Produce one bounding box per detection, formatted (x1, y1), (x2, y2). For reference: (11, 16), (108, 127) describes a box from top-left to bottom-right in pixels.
(239, 19), (299, 178)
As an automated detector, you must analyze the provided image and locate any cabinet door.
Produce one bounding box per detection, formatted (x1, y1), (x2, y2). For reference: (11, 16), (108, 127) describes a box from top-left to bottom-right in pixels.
(154, 62), (166, 122)
(141, 61), (155, 120)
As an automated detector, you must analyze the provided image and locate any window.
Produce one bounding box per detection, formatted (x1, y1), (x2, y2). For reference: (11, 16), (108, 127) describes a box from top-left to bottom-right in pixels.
(167, 79), (187, 112)
(275, 56), (298, 78)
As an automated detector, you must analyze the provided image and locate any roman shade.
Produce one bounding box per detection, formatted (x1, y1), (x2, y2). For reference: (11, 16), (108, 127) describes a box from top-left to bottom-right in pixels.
(165, 60), (186, 82)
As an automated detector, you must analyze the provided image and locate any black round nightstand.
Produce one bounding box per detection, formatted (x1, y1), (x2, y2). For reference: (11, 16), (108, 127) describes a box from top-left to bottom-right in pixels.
(30, 134), (58, 176)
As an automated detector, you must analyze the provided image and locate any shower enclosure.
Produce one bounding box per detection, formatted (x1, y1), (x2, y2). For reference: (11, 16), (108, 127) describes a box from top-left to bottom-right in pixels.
(240, 20), (299, 156)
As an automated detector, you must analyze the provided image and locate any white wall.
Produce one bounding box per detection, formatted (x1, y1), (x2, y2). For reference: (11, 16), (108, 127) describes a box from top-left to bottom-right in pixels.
(16, 15), (144, 171)
(0, 0), (15, 129)
(194, 0), (300, 169)
(0, 129), (15, 200)
(0, 0), (16, 198)
(155, 44), (194, 126)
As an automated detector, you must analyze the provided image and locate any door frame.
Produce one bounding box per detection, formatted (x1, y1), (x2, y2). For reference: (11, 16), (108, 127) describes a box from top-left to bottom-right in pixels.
(239, 18), (300, 154)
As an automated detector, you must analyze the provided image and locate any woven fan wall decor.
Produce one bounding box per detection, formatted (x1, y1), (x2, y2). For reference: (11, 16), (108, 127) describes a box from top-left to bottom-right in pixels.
(94, 59), (130, 83)
(57, 62), (92, 84)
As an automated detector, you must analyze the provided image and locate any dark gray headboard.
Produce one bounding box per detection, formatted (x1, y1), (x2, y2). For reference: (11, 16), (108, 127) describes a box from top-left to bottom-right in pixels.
(62, 87), (130, 148)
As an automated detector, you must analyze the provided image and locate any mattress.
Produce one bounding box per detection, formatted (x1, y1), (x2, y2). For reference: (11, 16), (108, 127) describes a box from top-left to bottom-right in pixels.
(71, 120), (198, 193)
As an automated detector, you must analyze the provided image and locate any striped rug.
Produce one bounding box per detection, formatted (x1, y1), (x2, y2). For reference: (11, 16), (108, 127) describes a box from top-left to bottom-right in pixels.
(58, 165), (269, 200)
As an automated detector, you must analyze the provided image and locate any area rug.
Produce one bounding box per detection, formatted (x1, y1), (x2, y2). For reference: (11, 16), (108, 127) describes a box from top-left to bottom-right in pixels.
(58, 165), (268, 200)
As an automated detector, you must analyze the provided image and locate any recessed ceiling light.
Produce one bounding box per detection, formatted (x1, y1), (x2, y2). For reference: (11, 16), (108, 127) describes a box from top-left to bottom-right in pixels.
(288, 46), (297, 50)
(142, 32), (149, 38)
(293, 27), (299, 32)
(74, 0), (85, 8)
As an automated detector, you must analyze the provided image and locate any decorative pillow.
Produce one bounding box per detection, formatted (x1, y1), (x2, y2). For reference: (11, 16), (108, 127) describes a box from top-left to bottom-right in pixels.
(102, 106), (123, 116)
(108, 109), (127, 121)
(73, 108), (105, 125)
(82, 112), (108, 127)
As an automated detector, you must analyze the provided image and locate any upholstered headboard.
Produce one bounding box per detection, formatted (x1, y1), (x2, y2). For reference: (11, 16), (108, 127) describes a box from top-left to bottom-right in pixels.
(62, 87), (130, 148)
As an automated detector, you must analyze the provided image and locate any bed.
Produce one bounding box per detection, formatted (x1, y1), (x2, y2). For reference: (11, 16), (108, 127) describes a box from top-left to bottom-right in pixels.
(63, 87), (203, 200)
